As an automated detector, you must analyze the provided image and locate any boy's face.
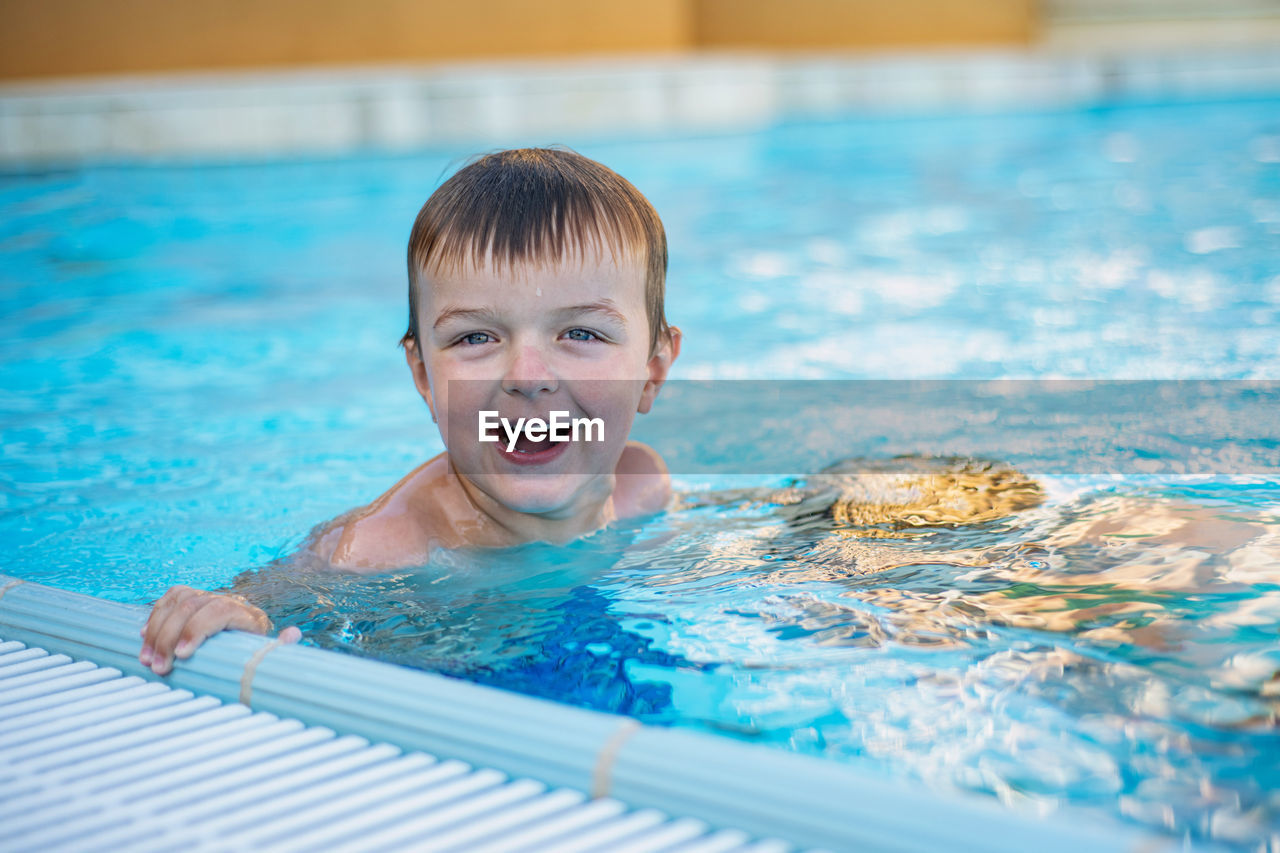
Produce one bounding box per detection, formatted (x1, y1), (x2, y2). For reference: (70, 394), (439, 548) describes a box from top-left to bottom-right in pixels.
(405, 237), (677, 518)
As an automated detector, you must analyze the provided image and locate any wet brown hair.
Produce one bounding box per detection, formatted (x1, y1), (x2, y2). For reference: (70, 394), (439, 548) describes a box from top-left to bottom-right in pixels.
(402, 146), (670, 356)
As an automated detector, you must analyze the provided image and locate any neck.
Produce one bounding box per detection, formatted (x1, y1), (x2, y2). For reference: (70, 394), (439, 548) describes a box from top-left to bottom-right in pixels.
(446, 458), (617, 547)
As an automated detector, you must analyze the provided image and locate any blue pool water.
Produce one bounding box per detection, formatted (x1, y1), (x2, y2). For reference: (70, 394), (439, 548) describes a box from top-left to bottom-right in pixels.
(2, 93), (1280, 846)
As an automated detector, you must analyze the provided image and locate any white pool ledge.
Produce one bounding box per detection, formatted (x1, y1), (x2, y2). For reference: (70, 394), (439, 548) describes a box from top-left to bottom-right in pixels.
(0, 573), (1175, 852)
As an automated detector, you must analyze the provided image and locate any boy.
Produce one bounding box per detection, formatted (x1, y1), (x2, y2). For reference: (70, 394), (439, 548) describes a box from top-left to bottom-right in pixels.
(139, 147), (681, 676)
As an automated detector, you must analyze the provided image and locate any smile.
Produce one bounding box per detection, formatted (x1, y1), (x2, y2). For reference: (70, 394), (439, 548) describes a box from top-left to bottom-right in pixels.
(494, 435), (570, 466)
(478, 410), (604, 452)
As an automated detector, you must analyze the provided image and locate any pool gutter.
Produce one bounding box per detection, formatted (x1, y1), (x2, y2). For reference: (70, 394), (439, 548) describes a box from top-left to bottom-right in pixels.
(0, 573), (1171, 852)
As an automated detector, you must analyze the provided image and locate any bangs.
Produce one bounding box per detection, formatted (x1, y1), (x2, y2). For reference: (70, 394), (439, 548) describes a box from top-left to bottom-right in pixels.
(409, 148), (660, 280)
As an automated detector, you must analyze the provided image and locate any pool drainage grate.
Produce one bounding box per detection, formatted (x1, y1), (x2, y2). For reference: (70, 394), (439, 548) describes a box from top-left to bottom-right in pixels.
(0, 637), (794, 853)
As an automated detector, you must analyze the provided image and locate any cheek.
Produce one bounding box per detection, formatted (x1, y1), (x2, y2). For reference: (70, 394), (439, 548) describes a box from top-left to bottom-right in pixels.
(435, 379), (494, 449)
(573, 381), (645, 442)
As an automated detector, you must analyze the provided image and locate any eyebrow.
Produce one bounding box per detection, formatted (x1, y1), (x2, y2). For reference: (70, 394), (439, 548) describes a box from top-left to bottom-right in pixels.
(432, 307), (502, 329)
(555, 300), (628, 326)
(432, 300), (628, 330)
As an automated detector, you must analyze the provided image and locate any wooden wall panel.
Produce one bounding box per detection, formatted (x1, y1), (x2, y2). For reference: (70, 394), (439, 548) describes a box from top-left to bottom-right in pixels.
(0, 0), (1037, 82)
(693, 0), (1035, 49)
(0, 0), (694, 80)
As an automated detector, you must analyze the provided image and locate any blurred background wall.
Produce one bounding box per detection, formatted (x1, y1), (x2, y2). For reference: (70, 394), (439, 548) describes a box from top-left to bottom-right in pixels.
(2, 0), (1276, 162)
(1, 0), (1035, 80)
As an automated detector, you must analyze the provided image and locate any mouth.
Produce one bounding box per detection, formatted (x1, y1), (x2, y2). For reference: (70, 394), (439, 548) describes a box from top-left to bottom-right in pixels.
(494, 432), (571, 467)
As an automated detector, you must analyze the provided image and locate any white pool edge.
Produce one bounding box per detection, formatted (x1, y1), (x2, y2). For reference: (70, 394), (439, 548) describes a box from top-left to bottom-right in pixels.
(0, 573), (1176, 852)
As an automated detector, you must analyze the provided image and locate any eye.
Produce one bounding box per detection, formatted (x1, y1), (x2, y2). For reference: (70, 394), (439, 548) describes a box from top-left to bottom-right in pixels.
(563, 328), (600, 342)
(458, 332), (495, 346)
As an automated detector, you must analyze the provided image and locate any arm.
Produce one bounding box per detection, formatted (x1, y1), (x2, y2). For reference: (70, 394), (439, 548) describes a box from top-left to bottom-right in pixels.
(137, 515), (349, 675)
(138, 584), (297, 676)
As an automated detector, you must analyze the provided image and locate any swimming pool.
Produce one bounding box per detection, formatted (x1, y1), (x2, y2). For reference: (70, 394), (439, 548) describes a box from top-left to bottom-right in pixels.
(2, 92), (1279, 847)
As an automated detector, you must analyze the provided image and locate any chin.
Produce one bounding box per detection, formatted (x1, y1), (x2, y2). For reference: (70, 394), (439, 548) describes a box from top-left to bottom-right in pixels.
(486, 474), (598, 516)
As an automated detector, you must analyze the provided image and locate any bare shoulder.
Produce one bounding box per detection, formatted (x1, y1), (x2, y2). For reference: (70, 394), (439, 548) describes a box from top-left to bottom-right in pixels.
(613, 441), (672, 518)
(305, 456), (446, 572)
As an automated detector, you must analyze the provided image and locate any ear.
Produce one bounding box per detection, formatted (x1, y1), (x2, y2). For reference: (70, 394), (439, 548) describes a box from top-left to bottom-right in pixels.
(403, 336), (437, 422)
(638, 325), (681, 415)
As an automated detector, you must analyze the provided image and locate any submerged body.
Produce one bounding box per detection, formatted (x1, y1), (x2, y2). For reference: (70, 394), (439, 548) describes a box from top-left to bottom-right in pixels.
(307, 441), (671, 572)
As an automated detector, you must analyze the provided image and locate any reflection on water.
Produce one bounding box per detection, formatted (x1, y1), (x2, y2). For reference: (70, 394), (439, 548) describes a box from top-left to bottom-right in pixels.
(687, 454), (1047, 536)
(239, 458), (1280, 847)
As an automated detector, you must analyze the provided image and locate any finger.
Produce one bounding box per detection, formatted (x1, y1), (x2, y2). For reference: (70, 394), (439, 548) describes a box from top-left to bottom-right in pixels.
(142, 585), (196, 643)
(279, 626), (302, 645)
(148, 589), (217, 675)
(140, 585), (199, 667)
(170, 597), (270, 664)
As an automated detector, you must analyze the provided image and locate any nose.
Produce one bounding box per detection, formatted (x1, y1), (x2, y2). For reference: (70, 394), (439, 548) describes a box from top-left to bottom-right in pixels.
(501, 343), (559, 398)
